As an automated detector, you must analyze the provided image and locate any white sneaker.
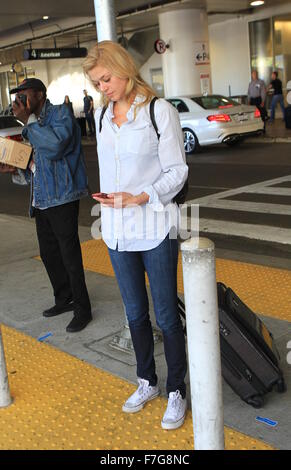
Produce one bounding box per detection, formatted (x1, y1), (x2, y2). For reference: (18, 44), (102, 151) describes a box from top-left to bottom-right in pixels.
(122, 378), (160, 413)
(161, 390), (187, 430)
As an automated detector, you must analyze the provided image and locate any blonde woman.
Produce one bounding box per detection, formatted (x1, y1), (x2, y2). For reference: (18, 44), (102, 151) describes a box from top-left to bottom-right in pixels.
(83, 41), (188, 430)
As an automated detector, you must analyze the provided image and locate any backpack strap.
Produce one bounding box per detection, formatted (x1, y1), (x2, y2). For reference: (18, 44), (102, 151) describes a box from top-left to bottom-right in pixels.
(99, 98), (160, 138)
(149, 97), (160, 140)
(99, 105), (107, 133)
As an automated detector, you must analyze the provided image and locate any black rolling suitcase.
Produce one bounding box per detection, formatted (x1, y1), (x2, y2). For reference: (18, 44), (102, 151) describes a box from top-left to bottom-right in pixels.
(284, 105), (291, 129)
(177, 283), (286, 408)
(217, 282), (286, 408)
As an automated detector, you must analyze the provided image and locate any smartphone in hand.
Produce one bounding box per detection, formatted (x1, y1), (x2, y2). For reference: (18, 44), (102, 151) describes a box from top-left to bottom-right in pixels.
(92, 192), (108, 200)
(15, 94), (27, 107)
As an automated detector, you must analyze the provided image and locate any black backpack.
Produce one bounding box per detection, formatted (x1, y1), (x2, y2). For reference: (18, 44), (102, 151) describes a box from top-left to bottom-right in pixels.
(98, 97), (188, 205)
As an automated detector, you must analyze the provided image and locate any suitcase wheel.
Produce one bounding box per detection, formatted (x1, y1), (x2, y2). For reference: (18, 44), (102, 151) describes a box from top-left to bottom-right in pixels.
(246, 396), (264, 408)
(276, 378), (287, 394)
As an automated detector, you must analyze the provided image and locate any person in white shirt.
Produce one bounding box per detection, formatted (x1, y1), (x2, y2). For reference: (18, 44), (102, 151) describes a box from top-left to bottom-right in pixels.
(83, 40), (188, 430)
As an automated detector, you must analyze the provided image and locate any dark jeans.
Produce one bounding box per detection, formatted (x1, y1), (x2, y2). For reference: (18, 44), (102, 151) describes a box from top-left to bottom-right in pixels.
(35, 200), (91, 319)
(108, 236), (187, 398)
(85, 111), (95, 135)
(270, 94), (285, 121)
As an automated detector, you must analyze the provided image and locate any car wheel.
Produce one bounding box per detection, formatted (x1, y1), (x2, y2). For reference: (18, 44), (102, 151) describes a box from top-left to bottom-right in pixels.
(183, 128), (199, 154)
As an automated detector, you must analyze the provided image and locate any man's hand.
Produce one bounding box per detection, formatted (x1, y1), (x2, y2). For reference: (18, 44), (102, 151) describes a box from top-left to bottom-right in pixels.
(12, 96), (31, 124)
(0, 163), (17, 174)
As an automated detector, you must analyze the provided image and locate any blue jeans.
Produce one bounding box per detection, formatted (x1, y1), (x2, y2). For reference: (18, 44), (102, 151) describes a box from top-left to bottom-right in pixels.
(270, 94), (285, 121)
(85, 111), (95, 135)
(108, 236), (187, 397)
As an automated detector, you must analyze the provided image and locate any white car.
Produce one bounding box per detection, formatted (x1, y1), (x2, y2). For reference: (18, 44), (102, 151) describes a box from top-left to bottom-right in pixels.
(0, 116), (24, 142)
(166, 95), (264, 154)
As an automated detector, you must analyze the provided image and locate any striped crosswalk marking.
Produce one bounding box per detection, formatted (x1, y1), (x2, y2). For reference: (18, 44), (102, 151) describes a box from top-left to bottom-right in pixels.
(187, 175), (291, 244)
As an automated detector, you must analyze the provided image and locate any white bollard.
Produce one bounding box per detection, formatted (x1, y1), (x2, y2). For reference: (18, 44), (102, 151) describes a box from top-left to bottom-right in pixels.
(0, 326), (13, 408)
(181, 237), (224, 450)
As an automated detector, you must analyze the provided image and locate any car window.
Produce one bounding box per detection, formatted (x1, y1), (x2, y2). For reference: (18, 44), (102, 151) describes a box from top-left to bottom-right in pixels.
(191, 95), (239, 110)
(167, 99), (189, 113)
(0, 117), (23, 129)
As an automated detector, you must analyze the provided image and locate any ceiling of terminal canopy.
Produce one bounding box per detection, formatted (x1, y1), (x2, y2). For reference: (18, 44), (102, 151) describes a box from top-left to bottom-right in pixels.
(0, 0), (290, 49)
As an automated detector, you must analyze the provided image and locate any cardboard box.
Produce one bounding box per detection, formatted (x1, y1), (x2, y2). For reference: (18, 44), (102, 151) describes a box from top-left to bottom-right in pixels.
(0, 136), (32, 170)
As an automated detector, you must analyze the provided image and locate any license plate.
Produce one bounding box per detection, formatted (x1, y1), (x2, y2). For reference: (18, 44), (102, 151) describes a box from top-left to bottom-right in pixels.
(236, 114), (248, 122)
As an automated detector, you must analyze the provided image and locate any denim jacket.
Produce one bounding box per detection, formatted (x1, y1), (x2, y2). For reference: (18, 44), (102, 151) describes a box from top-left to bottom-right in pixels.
(19, 99), (88, 216)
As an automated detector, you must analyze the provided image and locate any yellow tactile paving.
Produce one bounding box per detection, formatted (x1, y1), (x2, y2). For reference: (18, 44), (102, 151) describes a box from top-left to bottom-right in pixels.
(80, 239), (291, 322)
(0, 325), (275, 450)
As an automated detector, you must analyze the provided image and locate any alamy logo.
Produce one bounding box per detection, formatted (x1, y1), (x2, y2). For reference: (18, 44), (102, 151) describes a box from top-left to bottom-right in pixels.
(91, 202), (199, 241)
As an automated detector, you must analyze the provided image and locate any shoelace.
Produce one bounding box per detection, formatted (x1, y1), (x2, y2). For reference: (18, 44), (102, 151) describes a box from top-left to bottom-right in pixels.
(137, 378), (150, 397)
(166, 391), (183, 417)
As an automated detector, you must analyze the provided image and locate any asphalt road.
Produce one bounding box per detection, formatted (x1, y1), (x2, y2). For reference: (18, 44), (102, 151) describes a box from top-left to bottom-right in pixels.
(1, 141), (290, 260)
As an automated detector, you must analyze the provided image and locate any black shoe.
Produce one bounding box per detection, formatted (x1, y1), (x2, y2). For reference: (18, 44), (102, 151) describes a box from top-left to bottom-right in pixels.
(43, 302), (74, 317)
(66, 315), (92, 333)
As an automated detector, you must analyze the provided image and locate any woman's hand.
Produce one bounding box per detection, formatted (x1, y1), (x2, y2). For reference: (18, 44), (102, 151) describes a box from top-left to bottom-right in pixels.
(94, 192), (149, 208)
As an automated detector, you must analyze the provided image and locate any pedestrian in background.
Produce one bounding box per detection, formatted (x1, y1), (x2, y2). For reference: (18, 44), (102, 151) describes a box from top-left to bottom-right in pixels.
(83, 89), (95, 136)
(83, 40), (188, 430)
(268, 71), (285, 123)
(0, 78), (92, 333)
(248, 70), (268, 131)
(64, 95), (74, 116)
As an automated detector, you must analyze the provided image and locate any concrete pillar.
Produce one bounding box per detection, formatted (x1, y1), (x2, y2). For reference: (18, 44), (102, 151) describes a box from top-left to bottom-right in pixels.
(158, 8), (212, 97)
(94, 0), (117, 42)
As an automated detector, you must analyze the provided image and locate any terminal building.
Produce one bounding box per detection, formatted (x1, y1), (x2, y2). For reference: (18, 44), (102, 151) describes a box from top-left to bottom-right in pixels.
(1, 0), (291, 115)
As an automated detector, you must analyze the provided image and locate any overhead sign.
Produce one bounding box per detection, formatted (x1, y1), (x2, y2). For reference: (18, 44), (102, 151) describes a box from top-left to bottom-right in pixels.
(23, 48), (87, 60)
(154, 39), (168, 54)
(194, 42), (210, 65)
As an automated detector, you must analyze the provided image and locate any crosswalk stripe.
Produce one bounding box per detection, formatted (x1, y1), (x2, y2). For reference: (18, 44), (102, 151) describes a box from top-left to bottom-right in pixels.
(247, 187), (291, 196)
(192, 199), (291, 215)
(186, 175), (291, 244)
(189, 175), (291, 205)
(197, 219), (291, 245)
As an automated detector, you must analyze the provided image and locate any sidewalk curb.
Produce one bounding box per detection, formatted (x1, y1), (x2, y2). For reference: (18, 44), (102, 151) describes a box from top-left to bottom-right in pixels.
(81, 137), (291, 146)
(81, 135), (291, 145)
(245, 137), (291, 144)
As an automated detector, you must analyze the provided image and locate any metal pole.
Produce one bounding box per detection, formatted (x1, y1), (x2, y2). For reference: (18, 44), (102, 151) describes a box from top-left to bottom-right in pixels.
(0, 326), (12, 408)
(94, 0), (117, 42)
(181, 237), (224, 450)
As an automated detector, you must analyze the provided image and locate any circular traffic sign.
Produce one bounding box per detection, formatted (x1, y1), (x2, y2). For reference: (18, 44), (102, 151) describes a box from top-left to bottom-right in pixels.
(154, 39), (167, 54)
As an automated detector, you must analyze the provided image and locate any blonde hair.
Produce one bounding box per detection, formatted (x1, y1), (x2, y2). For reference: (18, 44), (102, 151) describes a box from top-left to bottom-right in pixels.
(82, 40), (156, 109)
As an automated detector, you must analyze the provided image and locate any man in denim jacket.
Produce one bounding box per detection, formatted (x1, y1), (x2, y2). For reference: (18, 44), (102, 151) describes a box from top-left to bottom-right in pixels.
(8, 78), (92, 333)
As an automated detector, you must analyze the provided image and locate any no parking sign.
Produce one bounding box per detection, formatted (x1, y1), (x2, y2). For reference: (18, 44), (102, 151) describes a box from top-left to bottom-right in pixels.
(154, 39), (169, 54)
